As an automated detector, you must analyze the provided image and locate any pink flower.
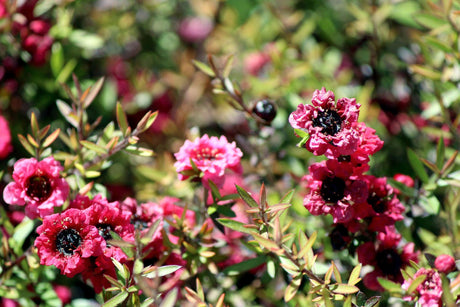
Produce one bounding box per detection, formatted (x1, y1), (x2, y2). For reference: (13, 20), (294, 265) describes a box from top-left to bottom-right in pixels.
(52, 284), (72, 305)
(178, 16), (213, 43)
(434, 254), (456, 274)
(357, 227), (419, 291)
(244, 51), (271, 76)
(0, 115), (12, 159)
(329, 122), (383, 175)
(289, 87), (361, 158)
(3, 157), (69, 219)
(174, 134), (243, 188)
(120, 197), (164, 240)
(84, 202), (134, 263)
(402, 268), (442, 306)
(302, 161), (368, 223)
(34, 209), (105, 277)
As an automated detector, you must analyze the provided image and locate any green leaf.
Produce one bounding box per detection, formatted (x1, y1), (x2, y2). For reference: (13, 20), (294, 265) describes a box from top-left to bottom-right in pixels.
(348, 264), (362, 285)
(42, 129), (61, 148)
(102, 291), (129, 307)
(407, 148), (429, 183)
(222, 255), (267, 276)
(407, 274), (426, 293)
(252, 233), (281, 252)
(284, 274), (302, 302)
(140, 298), (155, 307)
(83, 77), (105, 108)
(17, 134), (35, 156)
(331, 283), (359, 294)
(142, 265), (182, 279)
(11, 218), (34, 254)
(215, 204), (236, 217)
(419, 195), (440, 215)
(267, 259), (276, 278)
(413, 13), (448, 29)
(125, 146), (155, 157)
(56, 59), (77, 84)
(80, 140), (108, 154)
(217, 218), (254, 235)
(192, 60), (215, 77)
(222, 54), (234, 78)
(279, 189), (295, 204)
(50, 42), (64, 77)
(160, 288), (178, 307)
(236, 185), (258, 208)
(116, 102), (130, 136)
(409, 65), (441, 80)
(377, 277), (403, 294)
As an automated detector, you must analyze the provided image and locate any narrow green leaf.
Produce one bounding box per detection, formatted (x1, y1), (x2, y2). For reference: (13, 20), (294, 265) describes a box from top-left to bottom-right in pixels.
(50, 42), (64, 77)
(102, 291), (129, 307)
(280, 189), (295, 204)
(409, 65), (441, 80)
(413, 13), (448, 29)
(377, 277), (403, 294)
(284, 275), (301, 302)
(331, 283), (359, 294)
(80, 140), (108, 154)
(217, 218), (254, 234)
(125, 146), (155, 157)
(407, 148), (429, 183)
(140, 298), (155, 307)
(407, 274), (426, 293)
(83, 77), (105, 108)
(236, 185), (258, 208)
(159, 288), (178, 307)
(252, 232), (280, 252)
(56, 59), (77, 84)
(222, 54), (234, 78)
(42, 129), (61, 148)
(267, 259), (276, 278)
(348, 264), (362, 285)
(116, 102), (129, 136)
(222, 255), (266, 276)
(17, 134), (36, 156)
(192, 60), (215, 77)
(30, 112), (40, 139)
(56, 99), (78, 127)
(142, 265), (182, 279)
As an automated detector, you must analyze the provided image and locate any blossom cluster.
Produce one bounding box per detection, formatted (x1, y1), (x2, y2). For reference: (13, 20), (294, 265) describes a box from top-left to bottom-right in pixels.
(2, 156), (198, 293)
(290, 88), (420, 291)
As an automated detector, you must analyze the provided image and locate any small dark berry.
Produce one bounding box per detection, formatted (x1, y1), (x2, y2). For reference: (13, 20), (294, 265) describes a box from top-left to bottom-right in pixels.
(252, 99), (277, 122)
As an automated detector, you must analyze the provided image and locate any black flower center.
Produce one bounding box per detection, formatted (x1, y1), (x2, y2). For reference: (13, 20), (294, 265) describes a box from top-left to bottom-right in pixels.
(56, 228), (82, 256)
(367, 192), (387, 214)
(320, 176), (346, 203)
(329, 225), (350, 250)
(132, 217), (149, 230)
(26, 175), (52, 201)
(312, 109), (342, 135)
(96, 223), (113, 241)
(338, 155), (351, 162)
(376, 248), (402, 276)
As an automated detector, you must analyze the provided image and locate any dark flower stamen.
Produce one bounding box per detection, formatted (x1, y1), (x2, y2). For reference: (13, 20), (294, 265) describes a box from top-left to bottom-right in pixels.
(320, 176), (346, 203)
(312, 109), (342, 135)
(56, 228), (82, 256)
(376, 248), (402, 276)
(96, 223), (113, 241)
(26, 175), (52, 200)
(367, 192), (387, 213)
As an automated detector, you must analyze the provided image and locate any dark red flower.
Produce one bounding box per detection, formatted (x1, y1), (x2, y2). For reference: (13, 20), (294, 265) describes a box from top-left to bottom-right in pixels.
(357, 227), (419, 291)
(34, 209), (105, 277)
(289, 88), (361, 158)
(302, 161), (368, 223)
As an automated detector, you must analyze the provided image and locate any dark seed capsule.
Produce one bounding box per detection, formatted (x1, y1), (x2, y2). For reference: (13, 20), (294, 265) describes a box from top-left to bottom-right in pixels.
(252, 99), (277, 122)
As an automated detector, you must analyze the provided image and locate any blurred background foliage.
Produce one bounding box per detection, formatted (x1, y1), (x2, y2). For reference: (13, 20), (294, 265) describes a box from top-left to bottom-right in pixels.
(2, 0), (460, 305)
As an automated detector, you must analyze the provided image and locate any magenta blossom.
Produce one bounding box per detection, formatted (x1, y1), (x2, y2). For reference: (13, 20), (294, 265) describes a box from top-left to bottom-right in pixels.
(289, 87), (361, 158)
(3, 157), (69, 219)
(174, 134), (243, 188)
(34, 209), (105, 277)
(302, 160), (368, 223)
(402, 268), (442, 306)
(84, 202), (134, 263)
(434, 254), (456, 274)
(0, 115), (12, 159)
